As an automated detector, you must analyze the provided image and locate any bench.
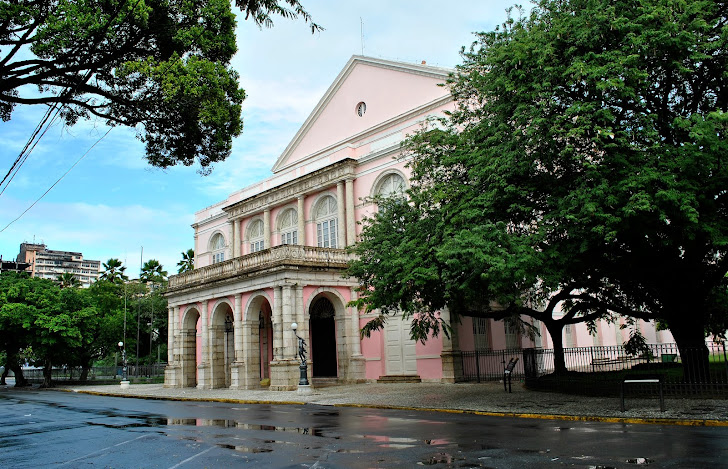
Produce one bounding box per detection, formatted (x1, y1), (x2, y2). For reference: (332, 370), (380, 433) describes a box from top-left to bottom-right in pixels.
(620, 374), (665, 412)
(503, 357), (519, 393)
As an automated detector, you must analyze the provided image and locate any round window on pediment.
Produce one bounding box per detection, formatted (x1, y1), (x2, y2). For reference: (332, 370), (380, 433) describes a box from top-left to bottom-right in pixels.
(356, 102), (366, 117)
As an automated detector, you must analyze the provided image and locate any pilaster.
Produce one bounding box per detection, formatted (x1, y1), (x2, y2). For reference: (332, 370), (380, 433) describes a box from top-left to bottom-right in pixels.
(264, 209), (271, 249)
(336, 181), (346, 248)
(297, 196), (306, 245)
(345, 178), (355, 246)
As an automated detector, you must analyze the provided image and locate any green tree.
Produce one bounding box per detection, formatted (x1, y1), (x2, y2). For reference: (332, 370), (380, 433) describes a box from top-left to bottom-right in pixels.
(140, 259), (167, 285)
(0, 272), (95, 387)
(100, 258), (129, 284)
(177, 248), (195, 273)
(56, 272), (81, 289)
(0, 0), (320, 171)
(350, 0), (728, 380)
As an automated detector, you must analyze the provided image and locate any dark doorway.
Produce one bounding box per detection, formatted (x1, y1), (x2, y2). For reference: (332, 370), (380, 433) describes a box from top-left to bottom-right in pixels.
(310, 297), (337, 377)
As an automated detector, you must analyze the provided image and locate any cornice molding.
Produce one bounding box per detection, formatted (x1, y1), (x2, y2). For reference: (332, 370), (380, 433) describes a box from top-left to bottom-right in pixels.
(223, 159), (357, 220)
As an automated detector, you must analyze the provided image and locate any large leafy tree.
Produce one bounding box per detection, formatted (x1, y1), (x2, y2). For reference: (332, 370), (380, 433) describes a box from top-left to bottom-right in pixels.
(0, 0), (320, 171)
(350, 0), (728, 380)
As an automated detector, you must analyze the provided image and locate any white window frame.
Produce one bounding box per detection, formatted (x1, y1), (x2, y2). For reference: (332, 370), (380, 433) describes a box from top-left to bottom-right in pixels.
(210, 233), (226, 264)
(472, 318), (491, 351)
(374, 172), (406, 199)
(248, 219), (265, 253)
(278, 208), (298, 245)
(314, 196), (338, 248)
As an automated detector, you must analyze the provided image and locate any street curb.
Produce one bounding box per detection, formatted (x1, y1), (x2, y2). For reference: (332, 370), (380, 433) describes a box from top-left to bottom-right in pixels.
(57, 388), (728, 427)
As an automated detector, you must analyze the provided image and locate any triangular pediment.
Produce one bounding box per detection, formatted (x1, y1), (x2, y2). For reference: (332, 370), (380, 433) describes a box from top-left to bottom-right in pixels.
(272, 55), (452, 173)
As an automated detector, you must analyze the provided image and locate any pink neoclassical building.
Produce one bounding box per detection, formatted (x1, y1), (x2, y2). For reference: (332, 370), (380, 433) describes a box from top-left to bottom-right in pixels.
(163, 56), (671, 390)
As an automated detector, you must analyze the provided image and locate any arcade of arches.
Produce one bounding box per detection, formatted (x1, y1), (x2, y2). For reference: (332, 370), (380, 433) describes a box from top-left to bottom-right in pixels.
(164, 284), (369, 390)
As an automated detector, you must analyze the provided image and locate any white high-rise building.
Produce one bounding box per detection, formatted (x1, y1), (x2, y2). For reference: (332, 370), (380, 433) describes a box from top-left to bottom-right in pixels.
(16, 243), (101, 288)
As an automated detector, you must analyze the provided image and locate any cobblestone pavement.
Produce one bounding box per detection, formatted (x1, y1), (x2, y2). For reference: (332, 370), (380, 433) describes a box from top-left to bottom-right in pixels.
(44, 381), (728, 424)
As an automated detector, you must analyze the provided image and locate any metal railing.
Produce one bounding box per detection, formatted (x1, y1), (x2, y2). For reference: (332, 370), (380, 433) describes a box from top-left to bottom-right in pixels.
(460, 342), (728, 396)
(19, 364), (167, 383)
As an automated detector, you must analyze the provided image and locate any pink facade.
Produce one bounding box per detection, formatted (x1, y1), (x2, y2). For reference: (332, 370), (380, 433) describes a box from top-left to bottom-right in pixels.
(163, 56), (671, 391)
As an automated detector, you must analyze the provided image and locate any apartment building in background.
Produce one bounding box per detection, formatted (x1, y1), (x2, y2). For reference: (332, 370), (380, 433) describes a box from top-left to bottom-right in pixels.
(16, 242), (101, 287)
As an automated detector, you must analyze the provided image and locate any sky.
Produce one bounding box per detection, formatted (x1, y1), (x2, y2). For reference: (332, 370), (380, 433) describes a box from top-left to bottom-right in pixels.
(0, 0), (525, 278)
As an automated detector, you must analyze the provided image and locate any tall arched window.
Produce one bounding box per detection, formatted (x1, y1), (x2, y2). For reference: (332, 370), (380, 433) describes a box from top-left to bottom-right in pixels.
(248, 219), (264, 253)
(278, 208), (298, 245)
(375, 172), (406, 198)
(314, 195), (338, 248)
(210, 233), (226, 264)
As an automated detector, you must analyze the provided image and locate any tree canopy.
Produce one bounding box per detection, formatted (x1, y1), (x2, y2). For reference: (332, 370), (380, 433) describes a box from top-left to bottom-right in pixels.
(349, 0), (728, 378)
(0, 0), (320, 172)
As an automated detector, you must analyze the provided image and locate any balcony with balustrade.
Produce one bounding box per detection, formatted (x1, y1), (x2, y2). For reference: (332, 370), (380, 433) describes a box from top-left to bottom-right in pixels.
(167, 245), (356, 293)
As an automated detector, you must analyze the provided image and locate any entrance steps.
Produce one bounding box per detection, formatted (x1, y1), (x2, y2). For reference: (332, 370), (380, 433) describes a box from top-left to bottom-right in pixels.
(376, 375), (422, 383)
(311, 377), (339, 388)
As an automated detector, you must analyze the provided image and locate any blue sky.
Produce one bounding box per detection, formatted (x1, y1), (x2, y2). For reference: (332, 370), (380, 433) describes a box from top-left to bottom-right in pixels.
(0, 0), (524, 277)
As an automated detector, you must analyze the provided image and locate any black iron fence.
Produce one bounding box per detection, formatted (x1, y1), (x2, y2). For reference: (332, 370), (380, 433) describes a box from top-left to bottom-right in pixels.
(18, 364), (167, 383)
(461, 342), (728, 396)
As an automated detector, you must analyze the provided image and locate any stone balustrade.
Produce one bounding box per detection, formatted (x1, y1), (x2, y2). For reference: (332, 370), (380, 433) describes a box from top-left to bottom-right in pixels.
(168, 245), (355, 292)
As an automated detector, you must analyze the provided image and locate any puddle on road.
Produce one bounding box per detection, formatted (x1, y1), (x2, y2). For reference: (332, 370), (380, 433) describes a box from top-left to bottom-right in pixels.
(217, 443), (273, 453)
(626, 458), (654, 465)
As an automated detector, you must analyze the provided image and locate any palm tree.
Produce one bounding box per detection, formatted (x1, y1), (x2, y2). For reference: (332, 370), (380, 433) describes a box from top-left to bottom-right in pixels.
(100, 258), (129, 284)
(140, 259), (167, 285)
(177, 248), (195, 273)
(57, 272), (81, 289)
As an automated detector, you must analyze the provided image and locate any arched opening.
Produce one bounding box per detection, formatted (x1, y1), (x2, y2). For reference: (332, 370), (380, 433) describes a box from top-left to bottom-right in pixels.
(310, 296), (337, 377)
(181, 308), (200, 388)
(258, 303), (273, 383)
(210, 302), (234, 388)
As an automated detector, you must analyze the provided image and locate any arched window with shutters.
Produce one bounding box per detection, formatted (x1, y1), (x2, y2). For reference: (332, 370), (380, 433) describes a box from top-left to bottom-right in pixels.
(278, 208), (298, 245)
(209, 233), (226, 264)
(248, 219), (265, 253)
(314, 195), (338, 248)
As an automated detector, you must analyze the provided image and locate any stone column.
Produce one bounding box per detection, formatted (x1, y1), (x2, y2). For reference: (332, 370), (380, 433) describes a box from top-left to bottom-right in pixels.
(264, 209), (271, 249)
(347, 287), (365, 383)
(273, 286), (283, 359)
(336, 181), (346, 248)
(233, 219), (241, 257)
(164, 305), (181, 388)
(350, 288), (362, 356)
(282, 285), (294, 359)
(439, 306), (463, 383)
(345, 178), (356, 246)
(167, 307), (174, 363)
(228, 220), (235, 260)
(234, 294), (243, 360)
(230, 293), (245, 389)
(297, 196), (306, 246)
(197, 301), (210, 389)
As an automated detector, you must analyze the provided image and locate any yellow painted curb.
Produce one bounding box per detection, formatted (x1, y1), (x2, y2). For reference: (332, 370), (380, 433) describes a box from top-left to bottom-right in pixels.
(55, 389), (728, 427)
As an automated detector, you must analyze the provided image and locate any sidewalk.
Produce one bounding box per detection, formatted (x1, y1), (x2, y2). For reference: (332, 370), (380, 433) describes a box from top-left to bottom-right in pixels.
(51, 381), (728, 426)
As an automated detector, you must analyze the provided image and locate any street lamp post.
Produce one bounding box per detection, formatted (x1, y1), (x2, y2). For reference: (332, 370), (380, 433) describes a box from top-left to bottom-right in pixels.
(291, 322), (309, 387)
(118, 341), (130, 388)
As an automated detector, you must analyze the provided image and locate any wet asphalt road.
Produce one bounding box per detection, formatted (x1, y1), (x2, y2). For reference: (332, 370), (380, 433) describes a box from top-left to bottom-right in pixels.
(0, 389), (726, 468)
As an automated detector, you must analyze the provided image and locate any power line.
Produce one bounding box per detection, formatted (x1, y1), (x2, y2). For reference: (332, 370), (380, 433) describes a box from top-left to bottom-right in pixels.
(0, 127), (112, 233)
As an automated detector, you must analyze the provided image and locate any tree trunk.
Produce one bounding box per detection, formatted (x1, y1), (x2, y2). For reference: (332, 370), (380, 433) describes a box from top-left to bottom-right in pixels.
(668, 315), (710, 384)
(7, 357), (28, 387)
(544, 320), (568, 375)
(80, 363), (90, 381)
(42, 359), (53, 388)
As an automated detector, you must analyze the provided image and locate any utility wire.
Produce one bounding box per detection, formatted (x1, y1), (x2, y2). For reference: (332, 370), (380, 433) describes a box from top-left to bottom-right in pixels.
(0, 127), (112, 233)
